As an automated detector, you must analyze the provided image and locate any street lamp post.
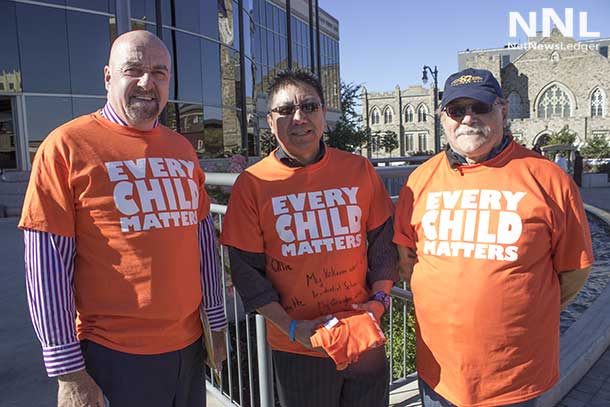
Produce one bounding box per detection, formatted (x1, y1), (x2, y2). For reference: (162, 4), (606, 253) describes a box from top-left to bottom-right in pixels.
(422, 65), (440, 153)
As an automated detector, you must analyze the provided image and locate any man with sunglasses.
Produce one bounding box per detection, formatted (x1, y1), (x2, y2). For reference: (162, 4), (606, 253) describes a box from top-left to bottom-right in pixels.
(220, 69), (398, 407)
(393, 68), (593, 407)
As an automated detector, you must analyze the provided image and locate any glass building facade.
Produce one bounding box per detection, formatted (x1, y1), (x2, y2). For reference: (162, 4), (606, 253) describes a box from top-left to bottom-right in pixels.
(0, 0), (340, 170)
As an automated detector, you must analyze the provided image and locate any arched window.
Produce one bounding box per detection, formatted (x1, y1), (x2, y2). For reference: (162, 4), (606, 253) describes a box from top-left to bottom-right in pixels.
(370, 108), (381, 125)
(537, 84), (572, 119)
(591, 88), (605, 117)
(508, 92), (522, 119)
(404, 105), (414, 123)
(417, 105), (429, 122)
(383, 107), (393, 124)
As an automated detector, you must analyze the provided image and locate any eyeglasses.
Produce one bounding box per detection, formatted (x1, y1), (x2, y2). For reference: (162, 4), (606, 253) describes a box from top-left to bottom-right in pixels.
(270, 102), (322, 116)
(443, 101), (500, 119)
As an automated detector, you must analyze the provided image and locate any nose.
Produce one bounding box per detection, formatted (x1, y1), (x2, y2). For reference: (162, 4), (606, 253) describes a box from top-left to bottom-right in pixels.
(460, 109), (477, 125)
(137, 72), (153, 90)
(292, 107), (307, 123)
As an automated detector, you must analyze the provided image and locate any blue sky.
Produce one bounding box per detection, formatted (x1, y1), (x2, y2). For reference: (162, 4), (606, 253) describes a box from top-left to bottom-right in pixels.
(318, 0), (610, 92)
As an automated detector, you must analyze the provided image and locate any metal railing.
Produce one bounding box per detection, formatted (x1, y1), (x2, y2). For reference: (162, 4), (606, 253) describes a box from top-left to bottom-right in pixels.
(204, 171), (416, 407)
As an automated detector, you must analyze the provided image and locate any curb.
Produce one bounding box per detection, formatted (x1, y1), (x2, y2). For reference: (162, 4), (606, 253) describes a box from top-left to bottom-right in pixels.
(537, 204), (610, 407)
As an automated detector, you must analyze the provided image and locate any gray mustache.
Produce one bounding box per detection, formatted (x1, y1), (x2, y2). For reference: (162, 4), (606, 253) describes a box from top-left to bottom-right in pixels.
(456, 126), (487, 137)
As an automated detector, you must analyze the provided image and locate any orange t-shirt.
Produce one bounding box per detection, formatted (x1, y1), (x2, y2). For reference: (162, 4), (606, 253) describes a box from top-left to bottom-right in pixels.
(220, 147), (393, 357)
(393, 141), (593, 406)
(19, 112), (210, 355)
(310, 310), (386, 370)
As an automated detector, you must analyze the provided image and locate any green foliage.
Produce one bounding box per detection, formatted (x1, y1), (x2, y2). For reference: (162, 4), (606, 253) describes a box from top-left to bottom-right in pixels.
(581, 135), (610, 159)
(325, 81), (370, 152)
(547, 125), (577, 146)
(259, 128), (277, 156)
(381, 296), (417, 379)
(326, 120), (371, 153)
(380, 131), (399, 154)
(411, 150), (434, 156)
(593, 162), (610, 176)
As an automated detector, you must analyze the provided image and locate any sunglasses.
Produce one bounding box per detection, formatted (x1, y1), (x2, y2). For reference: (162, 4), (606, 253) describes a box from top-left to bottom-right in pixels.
(270, 102), (322, 116)
(443, 101), (499, 119)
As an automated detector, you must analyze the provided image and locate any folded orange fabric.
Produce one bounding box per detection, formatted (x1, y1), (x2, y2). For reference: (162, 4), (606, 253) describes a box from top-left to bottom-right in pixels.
(310, 310), (387, 370)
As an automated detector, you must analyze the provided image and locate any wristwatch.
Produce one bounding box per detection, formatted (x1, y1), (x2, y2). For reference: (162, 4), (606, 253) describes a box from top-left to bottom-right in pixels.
(369, 291), (391, 312)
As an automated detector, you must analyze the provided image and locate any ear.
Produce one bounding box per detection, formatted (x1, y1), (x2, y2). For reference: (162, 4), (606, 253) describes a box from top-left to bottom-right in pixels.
(104, 65), (111, 92)
(501, 101), (509, 125)
(266, 113), (275, 135)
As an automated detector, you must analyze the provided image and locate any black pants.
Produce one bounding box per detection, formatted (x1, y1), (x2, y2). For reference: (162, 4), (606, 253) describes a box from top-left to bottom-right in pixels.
(272, 347), (390, 407)
(81, 338), (206, 407)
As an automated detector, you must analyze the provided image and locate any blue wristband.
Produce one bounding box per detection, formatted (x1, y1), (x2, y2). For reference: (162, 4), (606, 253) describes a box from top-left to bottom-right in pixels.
(289, 320), (297, 342)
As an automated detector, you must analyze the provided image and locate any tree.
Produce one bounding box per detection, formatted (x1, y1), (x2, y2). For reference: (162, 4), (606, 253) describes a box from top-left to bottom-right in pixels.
(380, 131), (399, 155)
(581, 135), (610, 159)
(547, 125), (577, 146)
(325, 81), (369, 153)
(259, 128), (277, 155)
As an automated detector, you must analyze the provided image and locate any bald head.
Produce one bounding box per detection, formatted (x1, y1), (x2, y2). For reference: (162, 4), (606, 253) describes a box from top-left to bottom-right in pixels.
(108, 30), (170, 70)
(104, 30), (171, 131)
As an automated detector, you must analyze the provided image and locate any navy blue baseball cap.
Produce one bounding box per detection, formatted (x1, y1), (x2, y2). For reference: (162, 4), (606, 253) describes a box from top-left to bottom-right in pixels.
(441, 68), (503, 108)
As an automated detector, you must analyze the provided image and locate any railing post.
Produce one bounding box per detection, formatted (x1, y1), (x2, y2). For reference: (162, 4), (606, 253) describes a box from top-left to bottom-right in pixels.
(256, 315), (274, 407)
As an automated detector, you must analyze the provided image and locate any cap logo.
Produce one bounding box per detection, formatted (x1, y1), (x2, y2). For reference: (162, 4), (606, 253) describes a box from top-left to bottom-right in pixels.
(451, 75), (483, 87)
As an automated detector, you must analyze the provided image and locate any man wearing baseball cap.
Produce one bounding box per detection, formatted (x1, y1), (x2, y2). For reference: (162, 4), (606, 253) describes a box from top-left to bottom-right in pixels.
(393, 68), (593, 406)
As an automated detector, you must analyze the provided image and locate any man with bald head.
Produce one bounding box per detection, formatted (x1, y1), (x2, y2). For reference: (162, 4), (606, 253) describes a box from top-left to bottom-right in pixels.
(20, 30), (227, 406)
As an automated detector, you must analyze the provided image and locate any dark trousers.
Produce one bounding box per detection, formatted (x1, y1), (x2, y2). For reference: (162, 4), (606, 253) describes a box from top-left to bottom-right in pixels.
(81, 338), (206, 407)
(418, 378), (538, 407)
(272, 347), (390, 407)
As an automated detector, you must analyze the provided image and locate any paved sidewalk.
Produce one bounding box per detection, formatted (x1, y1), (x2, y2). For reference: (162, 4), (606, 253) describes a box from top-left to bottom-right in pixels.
(559, 345), (610, 407)
(559, 187), (610, 406)
(0, 218), (56, 407)
(580, 187), (610, 212)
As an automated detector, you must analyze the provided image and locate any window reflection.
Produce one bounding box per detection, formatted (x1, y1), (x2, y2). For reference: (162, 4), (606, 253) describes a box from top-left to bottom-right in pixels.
(175, 32), (203, 102)
(174, 0), (200, 33)
(26, 96), (72, 162)
(202, 40), (222, 106)
(232, 0), (240, 50)
(177, 103), (205, 156)
(0, 2), (21, 93)
(17, 4), (70, 93)
(201, 0), (220, 40)
(220, 45), (241, 112)
(218, 0), (235, 47)
(30, 0), (65, 5)
(204, 106), (224, 157)
(67, 11), (113, 95)
(67, 0), (113, 13)
(162, 28), (176, 100)
(242, 10), (253, 58)
(0, 98), (17, 169)
(131, 0), (156, 23)
(220, 107), (241, 153)
(72, 97), (105, 117)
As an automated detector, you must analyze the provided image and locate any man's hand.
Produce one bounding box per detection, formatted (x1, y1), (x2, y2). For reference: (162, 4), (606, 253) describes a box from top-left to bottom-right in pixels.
(294, 316), (332, 352)
(352, 300), (385, 323)
(210, 330), (227, 370)
(57, 369), (105, 407)
(397, 246), (417, 286)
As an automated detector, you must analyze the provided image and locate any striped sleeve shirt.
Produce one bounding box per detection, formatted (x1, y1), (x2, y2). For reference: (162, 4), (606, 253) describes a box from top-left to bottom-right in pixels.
(24, 103), (227, 377)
